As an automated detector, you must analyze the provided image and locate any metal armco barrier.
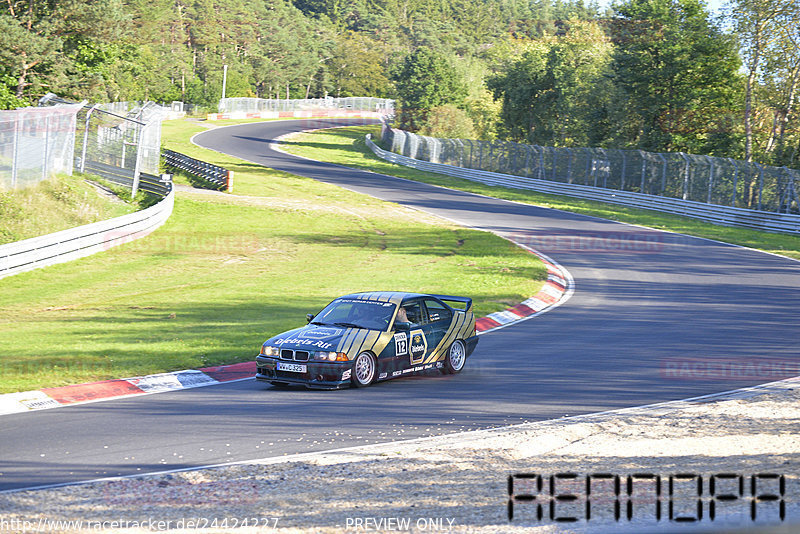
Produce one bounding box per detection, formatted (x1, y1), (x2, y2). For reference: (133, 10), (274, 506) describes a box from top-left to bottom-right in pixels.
(365, 135), (800, 235)
(0, 185), (174, 280)
(162, 149), (232, 192)
(83, 160), (172, 196)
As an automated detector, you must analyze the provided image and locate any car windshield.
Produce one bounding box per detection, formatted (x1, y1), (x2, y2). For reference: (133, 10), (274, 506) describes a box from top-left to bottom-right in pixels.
(312, 299), (396, 331)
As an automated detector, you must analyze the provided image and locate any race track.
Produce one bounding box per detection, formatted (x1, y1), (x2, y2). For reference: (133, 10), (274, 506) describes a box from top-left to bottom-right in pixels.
(2, 118), (798, 493)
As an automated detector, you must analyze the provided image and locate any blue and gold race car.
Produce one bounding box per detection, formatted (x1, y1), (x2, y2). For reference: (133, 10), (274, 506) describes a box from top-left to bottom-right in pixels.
(255, 291), (479, 389)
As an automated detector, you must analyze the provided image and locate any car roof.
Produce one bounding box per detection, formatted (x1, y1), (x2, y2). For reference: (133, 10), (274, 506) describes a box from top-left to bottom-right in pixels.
(338, 291), (429, 306)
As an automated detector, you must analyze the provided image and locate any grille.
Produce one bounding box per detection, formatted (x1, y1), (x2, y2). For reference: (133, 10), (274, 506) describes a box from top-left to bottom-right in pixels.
(280, 349), (310, 361)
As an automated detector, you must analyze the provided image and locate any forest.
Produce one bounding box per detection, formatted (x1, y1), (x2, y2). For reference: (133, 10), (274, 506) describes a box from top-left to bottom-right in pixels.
(1, 0), (798, 167)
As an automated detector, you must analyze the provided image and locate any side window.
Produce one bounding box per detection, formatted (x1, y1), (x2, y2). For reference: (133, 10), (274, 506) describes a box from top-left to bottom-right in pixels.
(399, 300), (425, 325)
(424, 299), (452, 323)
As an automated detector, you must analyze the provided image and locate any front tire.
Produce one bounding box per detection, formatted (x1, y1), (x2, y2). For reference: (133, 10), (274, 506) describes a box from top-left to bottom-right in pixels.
(351, 352), (377, 387)
(443, 340), (466, 374)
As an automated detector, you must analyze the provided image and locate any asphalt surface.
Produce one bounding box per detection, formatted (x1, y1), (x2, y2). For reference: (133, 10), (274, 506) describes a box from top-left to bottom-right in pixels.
(1, 118), (799, 493)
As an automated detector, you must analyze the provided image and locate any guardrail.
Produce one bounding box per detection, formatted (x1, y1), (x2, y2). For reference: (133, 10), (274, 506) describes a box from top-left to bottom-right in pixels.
(0, 184), (174, 280)
(162, 149), (232, 192)
(83, 160), (172, 196)
(365, 134), (800, 235)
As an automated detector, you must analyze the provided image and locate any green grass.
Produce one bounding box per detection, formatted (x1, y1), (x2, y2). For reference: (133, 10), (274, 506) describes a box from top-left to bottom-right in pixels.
(0, 174), (136, 245)
(279, 125), (800, 261)
(0, 119), (546, 393)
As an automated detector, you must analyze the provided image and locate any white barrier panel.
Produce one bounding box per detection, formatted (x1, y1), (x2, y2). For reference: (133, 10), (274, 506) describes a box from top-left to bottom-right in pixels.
(0, 189), (174, 280)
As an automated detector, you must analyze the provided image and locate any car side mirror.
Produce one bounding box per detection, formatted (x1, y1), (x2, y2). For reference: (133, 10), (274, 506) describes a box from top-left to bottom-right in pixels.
(306, 313), (315, 323)
(394, 321), (410, 331)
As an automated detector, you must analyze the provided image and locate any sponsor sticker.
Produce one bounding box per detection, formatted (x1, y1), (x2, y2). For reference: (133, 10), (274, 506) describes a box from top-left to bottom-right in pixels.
(342, 369), (352, 380)
(392, 370), (402, 377)
(378, 372), (388, 379)
(394, 332), (408, 356)
(409, 329), (427, 365)
(299, 328), (341, 339)
(276, 338), (333, 350)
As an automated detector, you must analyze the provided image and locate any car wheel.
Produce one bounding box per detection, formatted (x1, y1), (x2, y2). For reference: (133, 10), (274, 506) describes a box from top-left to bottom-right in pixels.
(443, 340), (466, 374)
(351, 352), (376, 387)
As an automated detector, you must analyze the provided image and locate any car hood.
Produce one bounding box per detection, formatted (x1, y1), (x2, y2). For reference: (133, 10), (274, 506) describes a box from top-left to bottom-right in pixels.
(265, 325), (349, 352)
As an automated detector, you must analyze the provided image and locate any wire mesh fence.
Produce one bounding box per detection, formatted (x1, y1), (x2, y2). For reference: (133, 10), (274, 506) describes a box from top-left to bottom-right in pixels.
(78, 101), (164, 176)
(32, 95), (165, 196)
(382, 128), (800, 214)
(0, 103), (84, 190)
(219, 97), (394, 114)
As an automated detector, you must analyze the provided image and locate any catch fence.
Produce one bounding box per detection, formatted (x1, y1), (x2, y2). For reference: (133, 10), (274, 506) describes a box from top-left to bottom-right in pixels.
(38, 95), (165, 196)
(219, 97), (394, 115)
(382, 127), (800, 215)
(0, 103), (85, 190)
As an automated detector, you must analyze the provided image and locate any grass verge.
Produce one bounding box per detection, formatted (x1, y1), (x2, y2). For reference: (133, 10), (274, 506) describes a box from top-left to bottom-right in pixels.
(0, 174), (136, 245)
(279, 125), (800, 261)
(0, 119), (546, 393)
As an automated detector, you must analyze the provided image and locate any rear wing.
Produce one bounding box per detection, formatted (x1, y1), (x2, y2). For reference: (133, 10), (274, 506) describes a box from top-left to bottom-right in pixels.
(431, 294), (472, 312)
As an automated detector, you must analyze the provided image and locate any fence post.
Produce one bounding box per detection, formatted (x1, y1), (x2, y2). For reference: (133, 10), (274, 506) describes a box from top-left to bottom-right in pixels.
(680, 152), (690, 200)
(42, 114), (51, 181)
(79, 105), (97, 174)
(11, 114), (20, 189)
(639, 150), (647, 193)
(756, 163), (764, 211)
(706, 156), (715, 204)
(565, 148), (572, 183)
(659, 153), (667, 196)
(551, 147), (558, 181)
(131, 125), (143, 197)
(226, 170), (234, 193)
(729, 158), (738, 207)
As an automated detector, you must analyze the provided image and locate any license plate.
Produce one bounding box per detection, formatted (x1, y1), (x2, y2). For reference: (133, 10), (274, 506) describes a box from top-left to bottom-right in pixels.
(277, 362), (307, 373)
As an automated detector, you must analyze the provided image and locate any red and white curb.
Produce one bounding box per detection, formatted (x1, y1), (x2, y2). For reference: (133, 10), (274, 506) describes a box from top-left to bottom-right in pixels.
(0, 362), (255, 417)
(476, 246), (572, 334)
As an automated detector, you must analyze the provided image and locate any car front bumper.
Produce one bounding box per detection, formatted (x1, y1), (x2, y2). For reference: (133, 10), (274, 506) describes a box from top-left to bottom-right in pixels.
(255, 356), (352, 389)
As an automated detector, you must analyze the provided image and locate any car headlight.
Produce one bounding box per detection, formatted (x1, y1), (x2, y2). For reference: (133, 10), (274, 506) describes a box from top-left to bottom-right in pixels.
(260, 345), (280, 357)
(314, 351), (348, 362)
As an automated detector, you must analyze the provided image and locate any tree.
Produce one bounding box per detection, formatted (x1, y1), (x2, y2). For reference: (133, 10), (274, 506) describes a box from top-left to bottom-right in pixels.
(328, 32), (391, 97)
(732, 0), (800, 167)
(487, 22), (614, 146)
(610, 0), (742, 154)
(392, 48), (467, 131)
(419, 104), (476, 138)
(0, 0), (131, 106)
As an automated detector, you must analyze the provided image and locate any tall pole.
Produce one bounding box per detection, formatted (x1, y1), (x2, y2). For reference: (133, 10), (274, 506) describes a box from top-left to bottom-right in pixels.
(222, 64), (228, 101)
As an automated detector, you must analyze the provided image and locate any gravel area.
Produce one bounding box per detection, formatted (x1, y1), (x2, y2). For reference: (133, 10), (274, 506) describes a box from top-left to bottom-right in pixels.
(1, 378), (798, 533)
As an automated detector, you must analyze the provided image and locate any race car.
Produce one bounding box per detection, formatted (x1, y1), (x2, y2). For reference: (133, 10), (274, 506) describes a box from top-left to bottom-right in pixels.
(255, 291), (479, 389)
